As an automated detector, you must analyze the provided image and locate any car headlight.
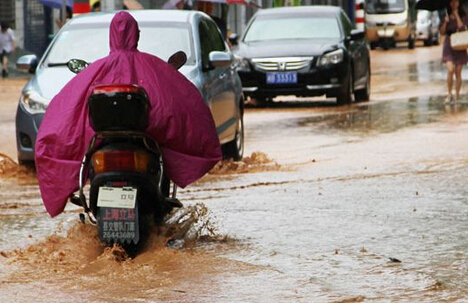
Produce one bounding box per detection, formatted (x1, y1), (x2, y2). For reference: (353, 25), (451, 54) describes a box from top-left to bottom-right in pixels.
(235, 58), (251, 72)
(318, 49), (344, 66)
(21, 90), (49, 114)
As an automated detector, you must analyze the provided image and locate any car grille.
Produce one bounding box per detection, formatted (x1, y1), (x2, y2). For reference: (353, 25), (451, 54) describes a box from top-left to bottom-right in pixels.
(251, 57), (313, 72)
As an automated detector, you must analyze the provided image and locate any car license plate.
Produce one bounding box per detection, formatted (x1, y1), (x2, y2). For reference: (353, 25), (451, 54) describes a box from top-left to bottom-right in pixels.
(97, 186), (137, 208)
(266, 72), (298, 84)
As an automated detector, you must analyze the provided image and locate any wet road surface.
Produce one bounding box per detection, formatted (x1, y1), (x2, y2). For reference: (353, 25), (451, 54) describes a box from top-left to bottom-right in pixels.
(2, 45), (468, 302)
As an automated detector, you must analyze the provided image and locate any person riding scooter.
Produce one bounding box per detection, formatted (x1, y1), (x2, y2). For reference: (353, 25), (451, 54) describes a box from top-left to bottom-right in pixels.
(35, 11), (222, 217)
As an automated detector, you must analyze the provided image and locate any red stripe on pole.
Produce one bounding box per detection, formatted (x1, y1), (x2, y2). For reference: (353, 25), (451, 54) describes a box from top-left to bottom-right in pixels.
(226, 0), (261, 6)
(356, 17), (365, 23)
(73, 2), (90, 13)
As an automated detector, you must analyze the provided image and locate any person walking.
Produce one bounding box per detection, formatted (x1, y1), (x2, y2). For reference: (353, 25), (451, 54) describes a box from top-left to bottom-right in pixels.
(440, 0), (468, 103)
(0, 22), (16, 78)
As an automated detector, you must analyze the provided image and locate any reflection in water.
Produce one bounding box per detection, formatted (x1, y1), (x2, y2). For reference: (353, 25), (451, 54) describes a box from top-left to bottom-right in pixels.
(408, 58), (468, 84)
(295, 96), (468, 135)
(408, 59), (444, 83)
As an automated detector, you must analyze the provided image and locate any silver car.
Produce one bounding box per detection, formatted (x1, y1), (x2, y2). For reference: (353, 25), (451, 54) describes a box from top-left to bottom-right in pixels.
(16, 10), (244, 165)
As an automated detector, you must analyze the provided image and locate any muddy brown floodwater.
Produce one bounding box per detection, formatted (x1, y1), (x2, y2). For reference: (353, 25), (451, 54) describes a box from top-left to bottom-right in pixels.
(2, 44), (468, 302)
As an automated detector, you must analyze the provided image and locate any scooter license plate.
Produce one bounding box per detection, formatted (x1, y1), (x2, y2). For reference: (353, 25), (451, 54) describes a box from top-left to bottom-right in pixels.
(97, 186), (137, 208)
(99, 206), (140, 244)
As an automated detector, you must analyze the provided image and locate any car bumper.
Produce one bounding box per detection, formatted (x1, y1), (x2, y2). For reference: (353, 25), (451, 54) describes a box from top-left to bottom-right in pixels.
(366, 25), (412, 42)
(15, 102), (43, 162)
(416, 27), (430, 40)
(238, 63), (347, 99)
(416, 33), (430, 40)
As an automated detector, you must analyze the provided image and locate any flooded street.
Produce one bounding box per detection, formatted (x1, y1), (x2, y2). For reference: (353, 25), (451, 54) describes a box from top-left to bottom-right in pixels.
(2, 44), (468, 302)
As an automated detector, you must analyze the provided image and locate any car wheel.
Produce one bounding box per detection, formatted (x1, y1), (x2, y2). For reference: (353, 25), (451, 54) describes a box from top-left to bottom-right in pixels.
(222, 105), (244, 161)
(337, 70), (354, 105)
(424, 32), (433, 47)
(370, 42), (377, 50)
(355, 67), (370, 102)
(382, 39), (391, 50)
(18, 159), (35, 169)
(433, 32), (440, 45)
(408, 37), (415, 49)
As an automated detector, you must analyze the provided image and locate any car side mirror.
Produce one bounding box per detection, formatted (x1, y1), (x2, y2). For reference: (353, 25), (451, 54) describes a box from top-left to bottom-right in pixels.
(209, 51), (233, 68)
(168, 51), (187, 70)
(67, 59), (89, 74)
(228, 33), (239, 46)
(16, 54), (38, 74)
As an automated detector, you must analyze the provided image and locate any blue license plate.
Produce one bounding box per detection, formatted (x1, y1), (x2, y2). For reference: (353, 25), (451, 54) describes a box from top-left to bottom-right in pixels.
(266, 72), (298, 84)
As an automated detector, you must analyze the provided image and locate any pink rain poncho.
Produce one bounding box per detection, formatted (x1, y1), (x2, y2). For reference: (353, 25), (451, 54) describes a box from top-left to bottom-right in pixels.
(35, 11), (222, 217)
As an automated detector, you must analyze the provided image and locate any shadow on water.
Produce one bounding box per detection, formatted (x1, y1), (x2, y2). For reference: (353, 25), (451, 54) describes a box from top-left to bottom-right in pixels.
(293, 95), (468, 136)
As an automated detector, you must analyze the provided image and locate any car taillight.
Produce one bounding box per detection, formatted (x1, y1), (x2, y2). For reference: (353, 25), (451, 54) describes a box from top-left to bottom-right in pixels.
(92, 150), (150, 174)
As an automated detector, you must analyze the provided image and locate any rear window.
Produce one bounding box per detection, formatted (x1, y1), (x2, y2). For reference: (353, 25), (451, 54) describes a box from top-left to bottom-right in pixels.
(366, 0), (406, 14)
(45, 22), (195, 65)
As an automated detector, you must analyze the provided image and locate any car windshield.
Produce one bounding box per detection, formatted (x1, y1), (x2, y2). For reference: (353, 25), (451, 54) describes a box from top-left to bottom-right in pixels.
(45, 22), (194, 66)
(243, 15), (341, 42)
(366, 0), (406, 14)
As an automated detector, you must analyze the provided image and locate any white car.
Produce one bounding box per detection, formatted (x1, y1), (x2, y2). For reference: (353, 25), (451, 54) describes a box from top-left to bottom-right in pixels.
(416, 10), (440, 46)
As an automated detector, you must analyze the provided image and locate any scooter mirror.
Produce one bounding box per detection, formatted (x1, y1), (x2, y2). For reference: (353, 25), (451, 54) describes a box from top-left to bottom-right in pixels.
(67, 59), (89, 74)
(168, 51), (187, 70)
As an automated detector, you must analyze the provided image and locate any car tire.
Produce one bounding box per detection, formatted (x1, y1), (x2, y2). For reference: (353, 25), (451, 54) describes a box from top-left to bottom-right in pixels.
(222, 104), (244, 161)
(433, 32), (440, 45)
(424, 34), (433, 46)
(408, 37), (415, 49)
(18, 159), (35, 169)
(382, 39), (391, 50)
(337, 70), (354, 105)
(355, 67), (370, 102)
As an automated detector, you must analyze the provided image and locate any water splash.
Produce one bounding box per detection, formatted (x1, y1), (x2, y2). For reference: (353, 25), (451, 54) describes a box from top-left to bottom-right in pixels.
(209, 152), (281, 175)
(0, 152), (36, 180)
(0, 202), (249, 303)
(2, 203), (228, 267)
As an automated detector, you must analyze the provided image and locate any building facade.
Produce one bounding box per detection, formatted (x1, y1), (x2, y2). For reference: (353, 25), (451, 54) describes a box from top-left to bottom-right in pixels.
(4, 0), (354, 60)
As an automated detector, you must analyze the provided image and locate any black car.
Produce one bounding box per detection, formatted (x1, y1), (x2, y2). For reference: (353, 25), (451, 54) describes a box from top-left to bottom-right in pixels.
(232, 6), (371, 105)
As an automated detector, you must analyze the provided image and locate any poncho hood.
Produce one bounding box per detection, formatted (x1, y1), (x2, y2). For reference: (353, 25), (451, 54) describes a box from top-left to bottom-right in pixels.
(109, 11), (139, 52)
(35, 11), (222, 217)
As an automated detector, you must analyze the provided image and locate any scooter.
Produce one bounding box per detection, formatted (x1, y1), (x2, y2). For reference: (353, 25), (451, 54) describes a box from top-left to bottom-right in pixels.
(68, 51), (187, 249)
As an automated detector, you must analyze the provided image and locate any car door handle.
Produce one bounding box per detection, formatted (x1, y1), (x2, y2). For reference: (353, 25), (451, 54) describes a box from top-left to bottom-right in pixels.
(219, 73), (227, 80)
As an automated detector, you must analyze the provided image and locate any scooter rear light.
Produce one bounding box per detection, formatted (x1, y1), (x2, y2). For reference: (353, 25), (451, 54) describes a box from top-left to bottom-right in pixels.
(92, 150), (150, 174)
(92, 84), (145, 95)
